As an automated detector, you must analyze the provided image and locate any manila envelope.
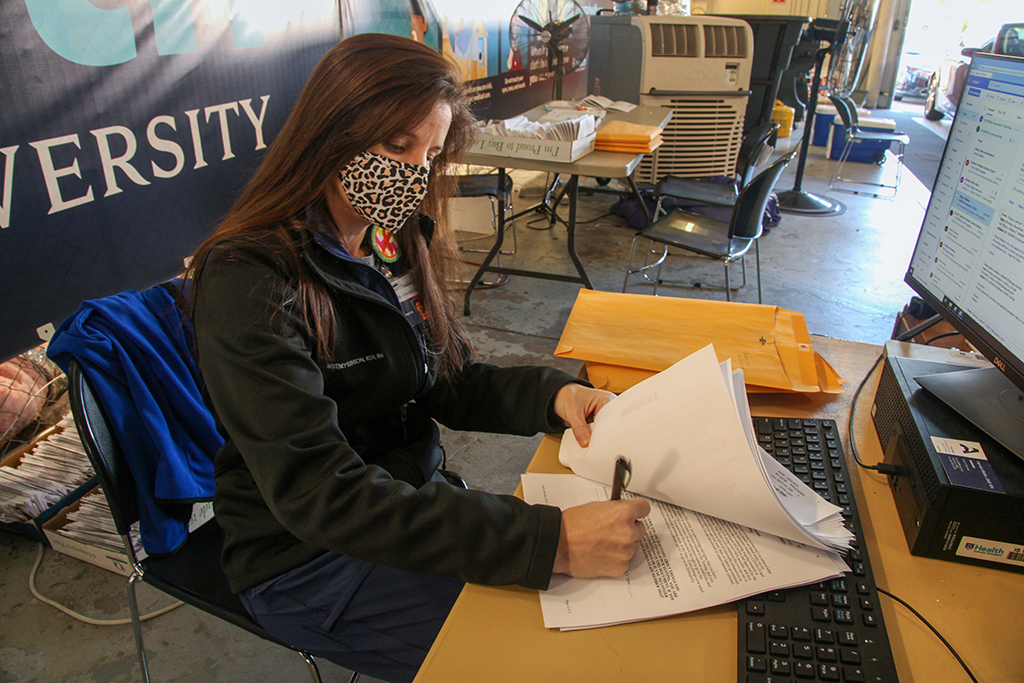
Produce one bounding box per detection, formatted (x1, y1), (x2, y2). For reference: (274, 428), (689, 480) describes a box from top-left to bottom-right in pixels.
(554, 290), (845, 394)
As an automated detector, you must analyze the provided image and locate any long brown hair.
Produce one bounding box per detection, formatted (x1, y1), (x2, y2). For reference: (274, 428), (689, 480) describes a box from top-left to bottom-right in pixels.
(187, 33), (475, 380)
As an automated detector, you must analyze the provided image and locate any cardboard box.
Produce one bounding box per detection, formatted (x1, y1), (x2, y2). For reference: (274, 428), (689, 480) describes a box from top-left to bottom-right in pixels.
(469, 132), (596, 163)
(828, 116), (897, 163)
(43, 488), (214, 576)
(0, 428), (98, 544)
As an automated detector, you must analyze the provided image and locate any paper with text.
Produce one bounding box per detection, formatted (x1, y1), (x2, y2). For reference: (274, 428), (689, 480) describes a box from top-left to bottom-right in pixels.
(523, 473), (849, 630)
(558, 345), (852, 551)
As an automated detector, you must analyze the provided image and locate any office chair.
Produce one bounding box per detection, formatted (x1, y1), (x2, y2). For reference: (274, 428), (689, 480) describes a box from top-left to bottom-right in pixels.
(827, 95), (910, 199)
(67, 360), (346, 683)
(623, 151), (796, 303)
(650, 121), (779, 218)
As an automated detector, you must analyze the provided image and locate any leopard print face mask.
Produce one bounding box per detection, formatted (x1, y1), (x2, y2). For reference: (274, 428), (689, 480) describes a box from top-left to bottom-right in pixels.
(338, 151), (430, 234)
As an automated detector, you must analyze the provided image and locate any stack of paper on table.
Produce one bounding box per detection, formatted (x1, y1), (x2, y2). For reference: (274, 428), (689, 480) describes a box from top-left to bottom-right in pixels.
(521, 345), (853, 630)
(554, 289), (845, 394)
(594, 119), (664, 153)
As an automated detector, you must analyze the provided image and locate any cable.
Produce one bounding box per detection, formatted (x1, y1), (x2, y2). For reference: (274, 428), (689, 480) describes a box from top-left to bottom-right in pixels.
(847, 312), (945, 474)
(876, 587), (979, 683)
(29, 543), (183, 626)
(924, 331), (961, 345)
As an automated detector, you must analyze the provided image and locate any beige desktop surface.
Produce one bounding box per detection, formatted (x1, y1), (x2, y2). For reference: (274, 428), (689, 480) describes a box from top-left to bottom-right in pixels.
(415, 336), (1024, 683)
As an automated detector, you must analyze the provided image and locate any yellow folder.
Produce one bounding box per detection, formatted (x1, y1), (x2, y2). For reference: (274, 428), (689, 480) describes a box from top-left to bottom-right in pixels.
(554, 290), (846, 395)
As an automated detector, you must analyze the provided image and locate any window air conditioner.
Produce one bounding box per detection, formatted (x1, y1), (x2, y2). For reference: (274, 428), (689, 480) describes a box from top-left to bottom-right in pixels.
(589, 15), (754, 183)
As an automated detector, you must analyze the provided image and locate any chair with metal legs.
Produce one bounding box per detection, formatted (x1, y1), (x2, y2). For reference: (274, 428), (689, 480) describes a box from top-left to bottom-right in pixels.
(451, 173), (517, 287)
(623, 151), (796, 303)
(67, 360), (349, 683)
(827, 94), (910, 199)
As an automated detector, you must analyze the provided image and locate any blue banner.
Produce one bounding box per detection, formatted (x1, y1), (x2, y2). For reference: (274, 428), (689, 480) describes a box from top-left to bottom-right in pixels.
(0, 0), (340, 361)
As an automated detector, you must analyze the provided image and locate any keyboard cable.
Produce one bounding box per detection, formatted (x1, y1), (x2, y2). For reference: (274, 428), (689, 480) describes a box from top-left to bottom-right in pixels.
(845, 312), (979, 683)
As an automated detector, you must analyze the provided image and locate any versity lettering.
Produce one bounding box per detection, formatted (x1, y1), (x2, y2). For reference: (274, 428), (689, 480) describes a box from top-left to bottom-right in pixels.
(0, 96), (271, 230)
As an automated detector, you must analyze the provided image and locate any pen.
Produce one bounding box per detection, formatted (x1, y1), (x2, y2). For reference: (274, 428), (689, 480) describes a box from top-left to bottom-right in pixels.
(610, 456), (631, 500)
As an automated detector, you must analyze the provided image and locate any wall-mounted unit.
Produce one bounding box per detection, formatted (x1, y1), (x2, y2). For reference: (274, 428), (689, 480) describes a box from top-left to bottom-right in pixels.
(589, 15), (754, 183)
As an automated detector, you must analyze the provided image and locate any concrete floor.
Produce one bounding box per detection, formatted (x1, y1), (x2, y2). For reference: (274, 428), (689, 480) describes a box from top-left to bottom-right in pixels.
(0, 111), (946, 683)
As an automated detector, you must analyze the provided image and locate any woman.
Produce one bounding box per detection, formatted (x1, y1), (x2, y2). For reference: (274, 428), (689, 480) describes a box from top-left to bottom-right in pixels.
(187, 33), (649, 683)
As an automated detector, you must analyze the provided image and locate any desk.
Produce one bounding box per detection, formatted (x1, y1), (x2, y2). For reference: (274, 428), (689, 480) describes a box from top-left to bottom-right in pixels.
(462, 106), (672, 315)
(414, 336), (1024, 682)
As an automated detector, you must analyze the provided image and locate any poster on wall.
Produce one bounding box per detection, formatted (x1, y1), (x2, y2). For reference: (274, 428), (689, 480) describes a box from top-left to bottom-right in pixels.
(341, 0), (611, 120)
(0, 1), (340, 362)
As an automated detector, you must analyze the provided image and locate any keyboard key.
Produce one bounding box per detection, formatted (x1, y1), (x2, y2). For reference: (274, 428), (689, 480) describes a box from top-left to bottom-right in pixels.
(859, 598), (874, 611)
(818, 663), (841, 681)
(812, 607), (831, 622)
(746, 621), (766, 654)
(746, 655), (767, 673)
(767, 591), (786, 602)
(793, 644), (814, 659)
(769, 624), (789, 639)
(746, 601), (765, 615)
(840, 648), (862, 665)
(810, 592), (829, 606)
(814, 628), (834, 644)
(835, 610), (853, 624)
(831, 579), (848, 593)
(816, 646), (838, 662)
(862, 613), (878, 627)
(844, 666), (866, 682)
(794, 661), (816, 678)
(770, 658), (791, 676)
(770, 641), (790, 657)
(837, 631), (858, 647)
(792, 627), (811, 642)
(831, 595), (850, 607)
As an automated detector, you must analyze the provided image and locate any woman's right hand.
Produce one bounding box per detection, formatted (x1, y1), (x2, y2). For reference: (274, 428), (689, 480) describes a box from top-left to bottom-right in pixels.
(551, 498), (652, 578)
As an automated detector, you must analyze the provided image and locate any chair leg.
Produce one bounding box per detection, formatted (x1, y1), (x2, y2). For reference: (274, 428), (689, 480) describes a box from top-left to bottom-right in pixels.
(345, 671), (360, 683)
(126, 572), (152, 683)
(724, 259), (732, 302)
(300, 653), (325, 683)
(755, 240), (762, 305)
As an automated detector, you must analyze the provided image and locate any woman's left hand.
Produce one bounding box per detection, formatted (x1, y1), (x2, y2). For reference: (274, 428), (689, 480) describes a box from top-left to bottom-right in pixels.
(553, 383), (616, 448)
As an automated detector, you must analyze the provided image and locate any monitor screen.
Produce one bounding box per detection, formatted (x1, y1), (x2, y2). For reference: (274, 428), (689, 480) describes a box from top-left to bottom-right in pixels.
(905, 52), (1024, 395)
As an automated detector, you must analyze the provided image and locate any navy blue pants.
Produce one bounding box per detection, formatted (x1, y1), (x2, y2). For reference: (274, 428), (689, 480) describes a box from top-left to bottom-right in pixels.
(240, 551), (464, 683)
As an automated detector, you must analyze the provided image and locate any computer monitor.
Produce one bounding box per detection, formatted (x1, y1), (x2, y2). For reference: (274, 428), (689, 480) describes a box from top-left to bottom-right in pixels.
(904, 52), (1024, 461)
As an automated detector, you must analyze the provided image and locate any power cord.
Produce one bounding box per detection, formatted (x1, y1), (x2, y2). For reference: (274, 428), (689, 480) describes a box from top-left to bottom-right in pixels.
(29, 543), (183, 626)
(846, 312), (945, 475)
(876, 587), (979, 683)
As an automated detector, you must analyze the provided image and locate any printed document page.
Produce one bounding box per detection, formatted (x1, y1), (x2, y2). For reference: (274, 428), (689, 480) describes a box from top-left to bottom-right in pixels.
(558, 345), (841, 550)
(522, 473), (849, 630)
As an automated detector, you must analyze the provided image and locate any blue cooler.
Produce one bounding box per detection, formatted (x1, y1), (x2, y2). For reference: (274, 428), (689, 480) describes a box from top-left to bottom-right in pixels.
(812, 105), (837, 146)
(828, 116), (897, 163)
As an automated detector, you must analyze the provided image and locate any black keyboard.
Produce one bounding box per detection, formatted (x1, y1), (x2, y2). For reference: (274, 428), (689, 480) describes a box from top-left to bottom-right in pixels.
(739, 417), (900, 683)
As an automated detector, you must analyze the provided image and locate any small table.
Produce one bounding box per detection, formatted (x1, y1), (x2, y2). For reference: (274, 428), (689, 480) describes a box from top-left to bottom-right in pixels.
(462, 105), (672, 315)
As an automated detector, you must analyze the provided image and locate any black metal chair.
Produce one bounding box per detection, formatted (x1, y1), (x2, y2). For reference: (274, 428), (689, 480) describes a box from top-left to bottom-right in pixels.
(623, 151), (796, 303)
(828, 94), (910, 199)
(67, 360), (343, 683)
(451, 173), (517, 287)
(651, 120), (780, 216)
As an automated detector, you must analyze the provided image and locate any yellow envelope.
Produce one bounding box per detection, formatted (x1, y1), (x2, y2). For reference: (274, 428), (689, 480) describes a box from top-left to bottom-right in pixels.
(554, 290), (845, 394)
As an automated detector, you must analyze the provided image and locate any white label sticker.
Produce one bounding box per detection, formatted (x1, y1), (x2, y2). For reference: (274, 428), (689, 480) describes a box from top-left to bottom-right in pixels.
(931, 436), (988, 460)
(956, 536), (1024, 567)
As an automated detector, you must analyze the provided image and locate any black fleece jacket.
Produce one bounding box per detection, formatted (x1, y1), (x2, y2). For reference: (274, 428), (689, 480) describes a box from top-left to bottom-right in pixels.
(192, 225), (579, 594)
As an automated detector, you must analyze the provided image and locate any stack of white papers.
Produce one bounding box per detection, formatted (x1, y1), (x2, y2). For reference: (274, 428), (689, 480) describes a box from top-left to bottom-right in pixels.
(0, 414), (94, 523)
(523, 344), (854, 630)
(54, 489), (141, 554)
(479, 113), (597, 142)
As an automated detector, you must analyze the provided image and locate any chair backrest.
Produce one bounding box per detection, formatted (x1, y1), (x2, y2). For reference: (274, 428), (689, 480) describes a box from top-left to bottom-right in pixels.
(735, 121), (781, 187)
(829, 95), (859, 134)
(729, 150), (797, 240)
(68, 360), (142, 541)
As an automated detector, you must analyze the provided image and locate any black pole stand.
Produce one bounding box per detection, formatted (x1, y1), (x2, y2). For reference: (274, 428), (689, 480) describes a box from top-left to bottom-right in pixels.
(777, 41), (845, 216)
